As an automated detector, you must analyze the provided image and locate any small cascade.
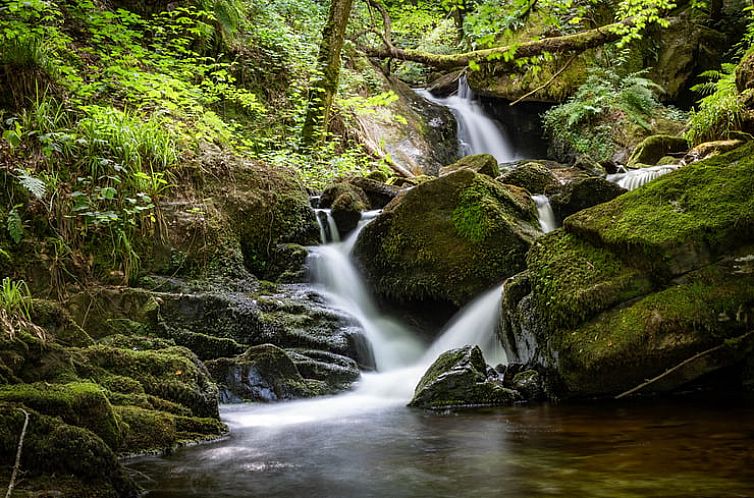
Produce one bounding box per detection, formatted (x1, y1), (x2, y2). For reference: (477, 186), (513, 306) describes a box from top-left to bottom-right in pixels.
(532, 194), (557, 233)
(308, 210), (424, 371)
(607, 164), (680, 191)
(421, 285), (507, 367)
(314, 209), (340, 244)
(415, 76), (515, 163)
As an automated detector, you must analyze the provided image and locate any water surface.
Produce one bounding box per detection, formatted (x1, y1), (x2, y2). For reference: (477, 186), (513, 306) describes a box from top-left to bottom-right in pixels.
(131, 393), (754, 498)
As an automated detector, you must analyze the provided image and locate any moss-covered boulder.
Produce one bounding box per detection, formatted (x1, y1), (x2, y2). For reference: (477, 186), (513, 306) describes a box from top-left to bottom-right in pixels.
(549, 177), (626, 222)
(502, 144), (754, 398)
(287, 348), (361, 391)
(0, 381), (122, 448)
(497, 162), (560, 194)
(439, 154), (500, 178)
(320, 181), (369, 236)
(0, 402), (139, 497)
(409, 346), (521, 410)
(685, 139), (746, 163)
(206, 344), (324, 402)
(628, 135), (688, 166)
(348, 176), (401, 209)
(354, 170), (539, 307)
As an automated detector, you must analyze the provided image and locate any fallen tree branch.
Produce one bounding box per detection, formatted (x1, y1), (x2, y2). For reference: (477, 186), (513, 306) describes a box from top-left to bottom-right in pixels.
(614, 331), (754, 400)
(509, 54), (577, 106)
(5, 408), (29, 498)
(361, 20), (632, 70)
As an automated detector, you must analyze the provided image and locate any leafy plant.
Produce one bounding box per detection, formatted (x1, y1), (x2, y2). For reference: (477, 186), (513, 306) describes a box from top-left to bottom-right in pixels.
(543, 68), (670, 162)
(0, 277), (45, 340)
(686, 63), (750, 145)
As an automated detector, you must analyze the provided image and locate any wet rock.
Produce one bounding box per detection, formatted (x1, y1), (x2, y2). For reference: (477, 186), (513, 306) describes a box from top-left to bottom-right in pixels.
(439, 154), (500, 178)
(502, 144), (754, 398)
(320, 182), (369, 236)
(684, 139), (745, 164)
(348, 176), (401, 210)
(287, 349), (361, 392)
(354, 170), (539, 307)
(549, 177), (626, 222)
(628, 135), (688, 166)
(206, 344), (322, 402)
(511, 370), (544, 402)
(497, 161), (560, 194)
(409, 346), (521, 410)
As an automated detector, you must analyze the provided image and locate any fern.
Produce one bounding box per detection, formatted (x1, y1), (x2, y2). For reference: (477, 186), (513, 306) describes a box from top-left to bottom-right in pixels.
(686, 63), (745, 145)
(7, 207), (24, 244)
(16, 169), (46, 200)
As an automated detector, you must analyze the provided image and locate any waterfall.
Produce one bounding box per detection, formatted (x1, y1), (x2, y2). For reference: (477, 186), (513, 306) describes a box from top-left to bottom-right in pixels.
(607, 164), (679, 191)
(308, 211), (424, 371)
(415, 76), (515, 163)
(421, 285), (507, 367)
(314, 209), (340, 244)
(532, 195), (557, 233)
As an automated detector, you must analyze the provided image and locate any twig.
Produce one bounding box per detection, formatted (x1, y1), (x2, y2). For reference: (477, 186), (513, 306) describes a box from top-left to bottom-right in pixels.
(509, 54), (577, 106)
(5, 408), (29, 498)
(614, 331), (754, 400)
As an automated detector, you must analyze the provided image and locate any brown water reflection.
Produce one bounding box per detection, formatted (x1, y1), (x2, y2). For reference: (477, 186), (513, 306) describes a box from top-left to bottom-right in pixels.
(130, 394), (754, 498)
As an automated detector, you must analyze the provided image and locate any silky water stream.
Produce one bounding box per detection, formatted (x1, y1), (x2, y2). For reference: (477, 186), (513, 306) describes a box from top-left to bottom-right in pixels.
(131, 211), (754, 498)
(131, 91), (754, 498)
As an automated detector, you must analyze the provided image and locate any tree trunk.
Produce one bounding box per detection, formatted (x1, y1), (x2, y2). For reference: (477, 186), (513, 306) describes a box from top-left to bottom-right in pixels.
(301, 0), (355, 146)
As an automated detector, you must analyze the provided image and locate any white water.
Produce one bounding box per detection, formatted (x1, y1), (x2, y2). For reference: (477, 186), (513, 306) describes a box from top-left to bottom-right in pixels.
(607, 164), (680, 191)
(415, 76), (515, 163)
(234, 212), (509, 427)
(532, 195), (557, 233)
(314, 208), (341, 243)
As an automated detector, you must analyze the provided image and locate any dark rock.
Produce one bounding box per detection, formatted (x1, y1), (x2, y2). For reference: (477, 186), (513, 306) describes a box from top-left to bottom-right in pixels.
(439, 154), (500, 178)
(287, 349), (361, 392)
(409, 346), (521, 410)
(206, 344), (320, 403)
(354, 170), (539, 307)
(511, 370), (544, 401)
(549, 177), (626, 222)
(348, 176), (401, 209)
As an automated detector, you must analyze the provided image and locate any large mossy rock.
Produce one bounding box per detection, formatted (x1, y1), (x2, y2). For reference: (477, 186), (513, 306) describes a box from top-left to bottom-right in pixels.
(439, 154), (500, 178)
(549, 177), (626, 222)
(409, 346), (520, 409)
(354, 170), (540, 307)
(206, 344), (325, 402)
(497, 161), (561, 194)
(0, 402), (140, 497)
(628, 135), (688, 166)
(502, 143), (754, 398)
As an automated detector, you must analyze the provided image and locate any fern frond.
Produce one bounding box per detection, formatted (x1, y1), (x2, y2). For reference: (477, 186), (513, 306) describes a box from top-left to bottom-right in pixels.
(15, 169), (46, 200)
(7, 207), (24, 244)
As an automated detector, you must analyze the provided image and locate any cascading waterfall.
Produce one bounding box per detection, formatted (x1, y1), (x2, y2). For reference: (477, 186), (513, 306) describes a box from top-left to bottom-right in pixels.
(308, 211), (424, 371)
(314, 208), (341, 244)
(607, 164), (680, 191)
(415, 76), (515, 163)
(532, 194), (557, 233)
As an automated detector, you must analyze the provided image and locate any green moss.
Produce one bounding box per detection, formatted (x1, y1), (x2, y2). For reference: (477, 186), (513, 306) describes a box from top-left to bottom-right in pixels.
(527, 231), (653, 330)
(566, 142), (754, 277)
(0, 382), (122, 449)
(628, 134), (688, 166)
(77, 344), (219, 418)
(555, 262), (754, 396)
(439, 153), (499, 178)
(355, 170), (540, 306)
(498, 162), (561, 194)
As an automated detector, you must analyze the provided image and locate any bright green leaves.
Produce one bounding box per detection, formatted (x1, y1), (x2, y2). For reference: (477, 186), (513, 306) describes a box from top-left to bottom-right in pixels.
(611, 0), (677, 47)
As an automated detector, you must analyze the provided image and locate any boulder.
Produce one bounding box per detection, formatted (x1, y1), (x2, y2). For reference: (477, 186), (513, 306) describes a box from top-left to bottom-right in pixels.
(348, 176), (401, 210)
(628, 135), (688, 166)
(497, 161), (560, 194)
(206, 344), (323, 402)
(439, 154), (500, 178)
(409, 346), (521, 410)
(354, 170), (540, 307)
(502, 144), (754, 399)
(549, 177), (626, 222)
(684, 139), (745, 164)
(320, 182), (369, 236)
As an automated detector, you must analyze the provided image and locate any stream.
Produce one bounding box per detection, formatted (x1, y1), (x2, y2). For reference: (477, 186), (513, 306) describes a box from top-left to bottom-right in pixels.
(130, 81), (754, 497)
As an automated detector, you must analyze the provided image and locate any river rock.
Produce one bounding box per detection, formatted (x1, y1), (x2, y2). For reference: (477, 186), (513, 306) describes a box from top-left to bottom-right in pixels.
(409, 345), (521, 410)
(497, 161), (561, 194)
(347, 176), (401, 209)
(354, 169), (540, 307)
(549, 176), (626, 222)
(501, 143), (754, 399)
(439, 154), (500, 178)
(206, 344), (323, 403)
(684, 139), (746, 163)
(628, 135), (688, 166)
